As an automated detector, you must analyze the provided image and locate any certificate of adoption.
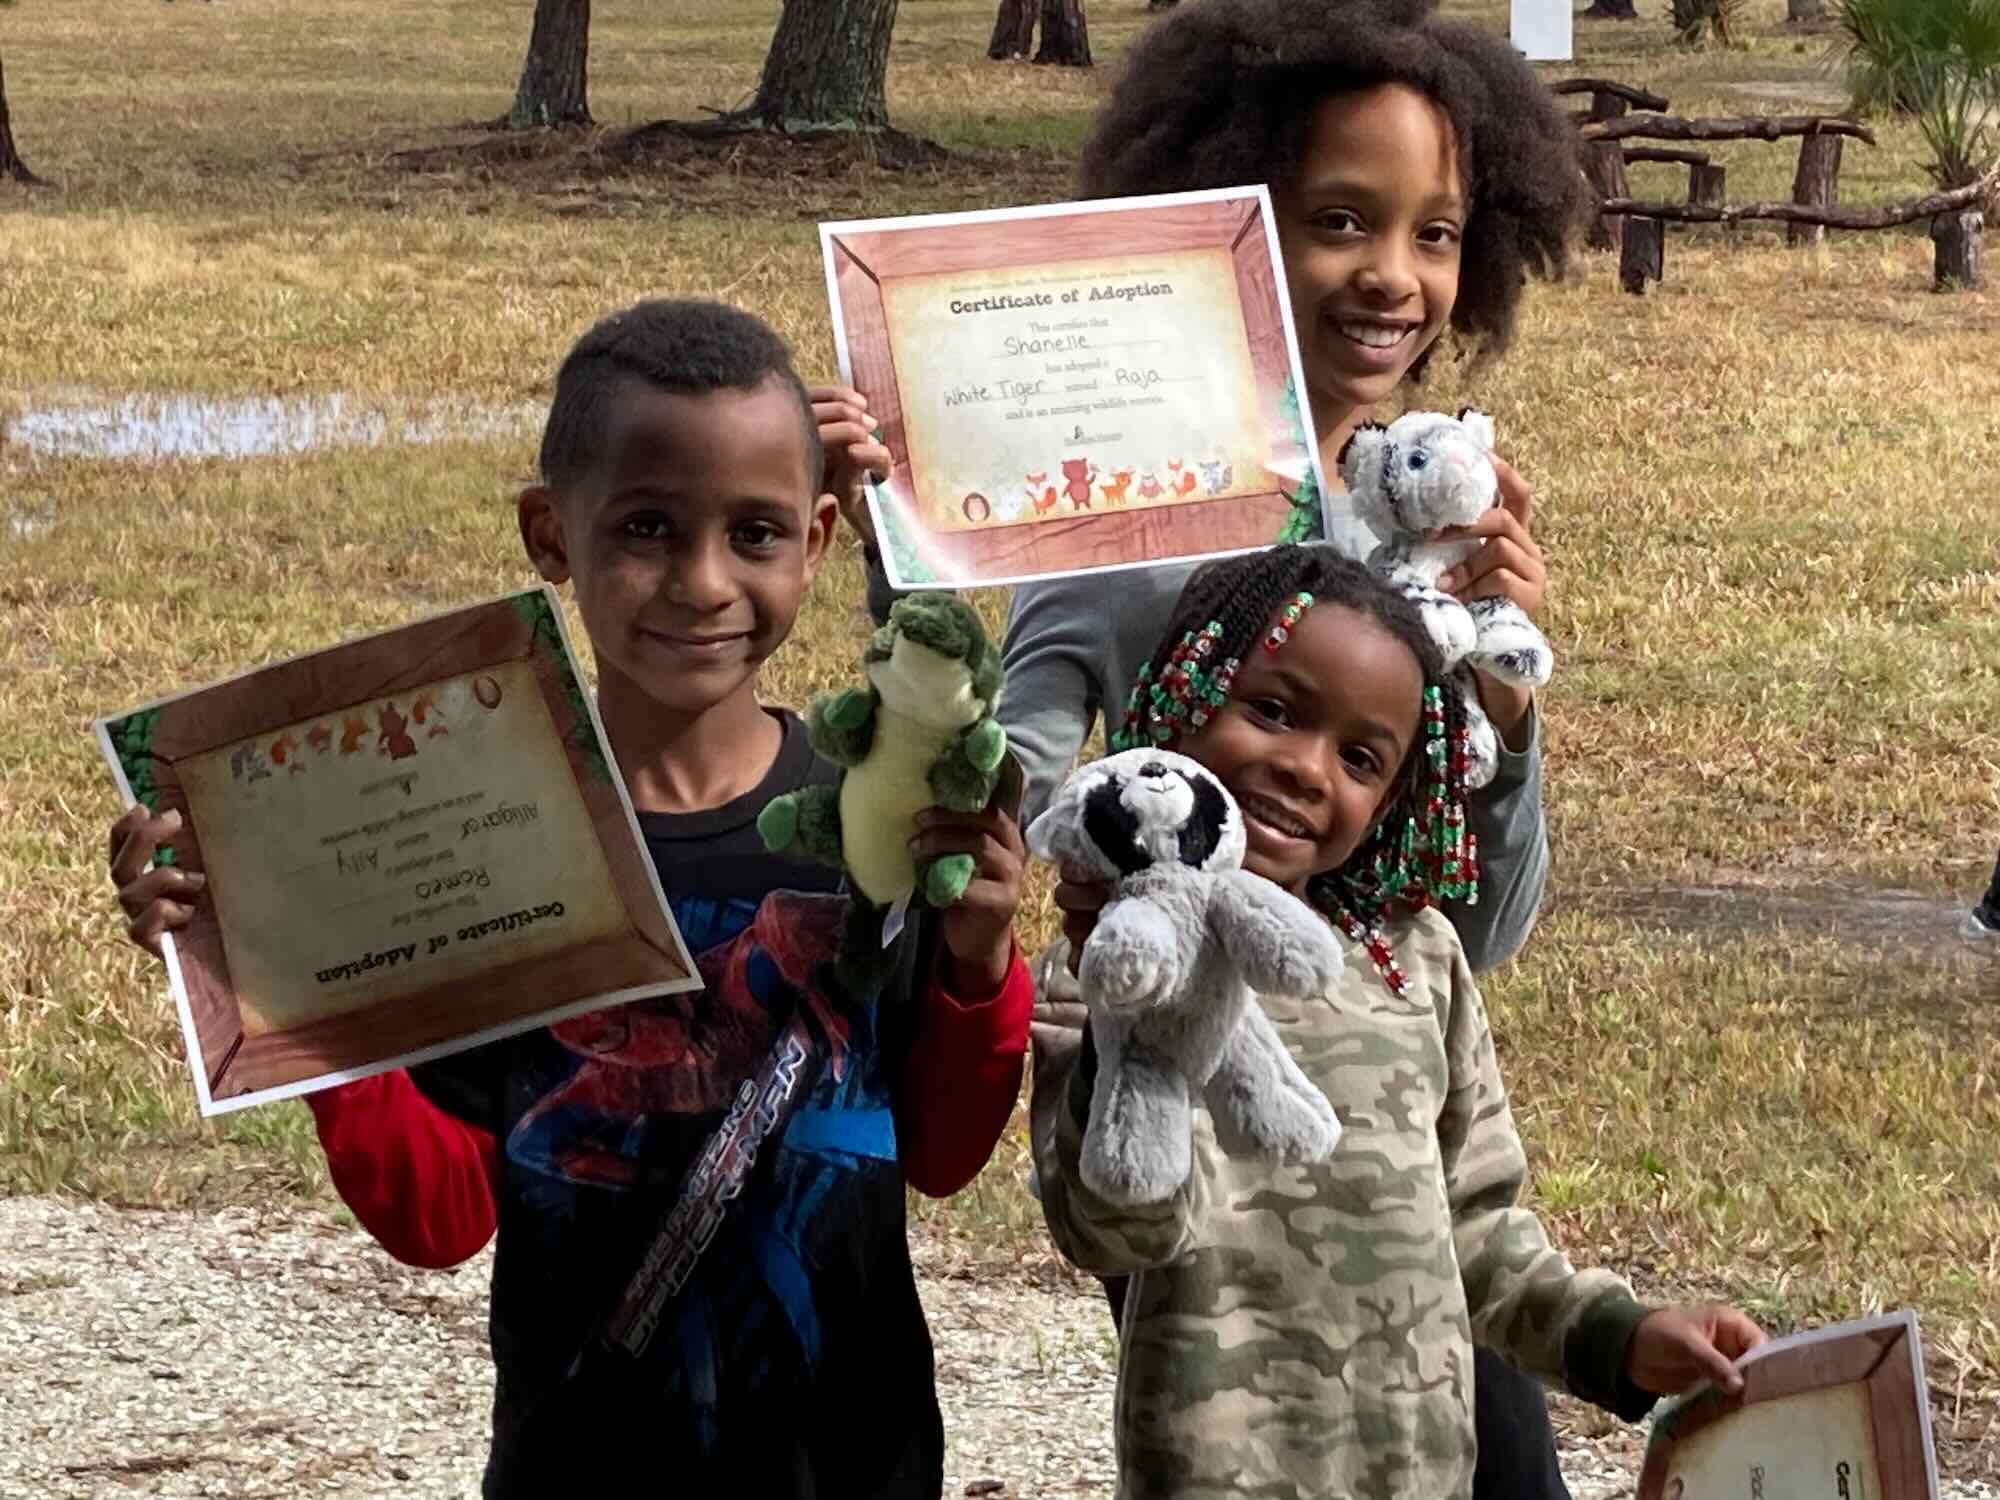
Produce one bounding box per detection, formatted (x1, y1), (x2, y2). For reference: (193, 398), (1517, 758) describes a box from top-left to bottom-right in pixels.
(96, 587), (698, 1115)
(822, 187), (1334, 589)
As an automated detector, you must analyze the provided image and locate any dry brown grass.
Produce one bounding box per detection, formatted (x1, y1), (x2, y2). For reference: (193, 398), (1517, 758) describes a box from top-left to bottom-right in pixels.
(4, 0), (1999, 1470)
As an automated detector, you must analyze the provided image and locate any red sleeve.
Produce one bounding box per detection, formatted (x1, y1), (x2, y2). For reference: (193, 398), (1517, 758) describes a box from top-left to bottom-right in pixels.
(305, 1069), (500, 1269)
(894, 942), (1033, 1199)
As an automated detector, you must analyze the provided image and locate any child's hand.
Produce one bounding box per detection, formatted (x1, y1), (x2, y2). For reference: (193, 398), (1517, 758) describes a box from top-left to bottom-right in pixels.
(912, 805), (1026, 995)
(1432, 454), (1545, 748)
(1432, 455), (1545, 615)
(1053, 864), (1110, 978)
(810, 384), (892, 551)
(107, 805), (206, 957)
(1625, 1303), (1767, 1396)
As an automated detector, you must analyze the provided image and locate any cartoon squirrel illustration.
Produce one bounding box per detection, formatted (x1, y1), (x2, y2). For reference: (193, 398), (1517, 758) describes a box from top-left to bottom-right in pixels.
(339, 712), (371, 754)
(306, 724), (334, 755)
(378, 703), (418, 761)
(268, 732), (305, 774)
(1027, 472), (1060, 516)
(1100, 469), (1135, 506)
(1200, 461), (1234, 495)
(1138, 472), (1164, 501)
(1062, 459), (1097, 509)
(411, 691), (449, 738)
(1168, 459), (1199, 497)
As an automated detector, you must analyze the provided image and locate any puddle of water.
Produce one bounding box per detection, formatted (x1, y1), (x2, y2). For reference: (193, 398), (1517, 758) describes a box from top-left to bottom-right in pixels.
(2, 392), (540, 463)
(1584, 880), (2000, 957)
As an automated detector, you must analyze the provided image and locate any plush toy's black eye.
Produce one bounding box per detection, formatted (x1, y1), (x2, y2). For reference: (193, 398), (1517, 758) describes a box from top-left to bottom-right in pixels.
(1139, 761), (1170, 779)
(1407, 452), (1428, 470)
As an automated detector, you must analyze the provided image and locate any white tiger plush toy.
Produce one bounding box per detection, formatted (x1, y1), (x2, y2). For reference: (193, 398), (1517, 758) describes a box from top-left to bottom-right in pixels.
(1026, 749), (1346, 1206)
(1339, 408), (1554, 791)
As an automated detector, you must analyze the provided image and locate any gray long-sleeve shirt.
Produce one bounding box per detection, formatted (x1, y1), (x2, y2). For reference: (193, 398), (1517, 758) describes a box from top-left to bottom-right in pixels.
(996, 555), (1548, 974)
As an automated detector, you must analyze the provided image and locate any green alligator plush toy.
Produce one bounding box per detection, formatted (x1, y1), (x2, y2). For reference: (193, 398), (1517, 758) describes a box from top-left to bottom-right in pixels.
(758, 591), (1007, 912)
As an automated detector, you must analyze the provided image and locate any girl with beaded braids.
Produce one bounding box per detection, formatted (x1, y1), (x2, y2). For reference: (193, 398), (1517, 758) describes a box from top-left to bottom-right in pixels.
(1029, 548), (1764, 1500)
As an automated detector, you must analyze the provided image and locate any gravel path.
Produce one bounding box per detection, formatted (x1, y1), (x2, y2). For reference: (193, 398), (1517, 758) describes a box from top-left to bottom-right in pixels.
(1, 1197), (1991, 1499)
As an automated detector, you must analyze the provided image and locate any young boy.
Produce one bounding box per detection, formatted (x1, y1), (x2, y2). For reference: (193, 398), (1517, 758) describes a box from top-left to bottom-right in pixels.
(108, 300), (1035, 1498)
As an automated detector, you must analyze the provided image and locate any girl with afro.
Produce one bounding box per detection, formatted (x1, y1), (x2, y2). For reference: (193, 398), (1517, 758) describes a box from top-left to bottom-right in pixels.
(817, 0), (1597, 1491)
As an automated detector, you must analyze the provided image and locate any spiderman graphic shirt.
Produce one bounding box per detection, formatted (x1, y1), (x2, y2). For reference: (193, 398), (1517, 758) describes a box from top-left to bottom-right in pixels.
(405, 712), (966, 1498)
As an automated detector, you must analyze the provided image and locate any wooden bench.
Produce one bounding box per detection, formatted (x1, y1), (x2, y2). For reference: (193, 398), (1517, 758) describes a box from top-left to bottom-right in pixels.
(1622, 146), (1727, 209)
(1579, 114), (1877, 260)
(1551, 77), (1670, 123)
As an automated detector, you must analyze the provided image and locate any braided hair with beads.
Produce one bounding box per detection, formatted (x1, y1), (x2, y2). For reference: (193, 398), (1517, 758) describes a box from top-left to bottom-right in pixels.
(1111, 546), (1481, 997)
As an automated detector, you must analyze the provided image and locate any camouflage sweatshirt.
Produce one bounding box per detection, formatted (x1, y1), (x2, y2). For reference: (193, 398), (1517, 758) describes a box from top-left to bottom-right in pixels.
(1031, 908), (1654, 1500)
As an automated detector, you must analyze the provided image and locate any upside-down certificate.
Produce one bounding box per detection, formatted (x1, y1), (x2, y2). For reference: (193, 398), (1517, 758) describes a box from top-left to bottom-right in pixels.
(821, 186), (1334, 589)
(96, 587), (698, 1115)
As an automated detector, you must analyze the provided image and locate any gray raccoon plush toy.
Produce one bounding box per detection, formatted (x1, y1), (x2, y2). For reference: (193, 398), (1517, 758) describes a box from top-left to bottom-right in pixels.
(1026, 749), (1346, 1206)
(1339, 408), (1555, 790)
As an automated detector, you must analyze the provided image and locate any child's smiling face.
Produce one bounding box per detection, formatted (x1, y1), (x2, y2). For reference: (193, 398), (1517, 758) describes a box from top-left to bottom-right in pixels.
(519, 376), (835, 722)
(1178, 602), (1424, 893)
(1273, 82), (1465, 431)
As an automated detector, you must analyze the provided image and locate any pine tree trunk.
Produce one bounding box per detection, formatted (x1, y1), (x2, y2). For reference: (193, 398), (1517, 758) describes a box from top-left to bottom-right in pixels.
(505, 0), (591, 129)
(989, 0), (1036, 59)
(0, 51), (45, 187)
(1582, 0), (1639, 18)
(1931, 208), (1985, 289)
(1785, 0), (1825, 20)
(1672, 0), (1717, 40)
(1034, 0), (1092, 66)
(1974, 846), (2000, 928)
(753, 0), (900, 132)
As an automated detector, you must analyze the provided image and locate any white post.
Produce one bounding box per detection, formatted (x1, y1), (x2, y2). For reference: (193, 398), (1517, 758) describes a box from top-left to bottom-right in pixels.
(1510, 0), (1573, 60)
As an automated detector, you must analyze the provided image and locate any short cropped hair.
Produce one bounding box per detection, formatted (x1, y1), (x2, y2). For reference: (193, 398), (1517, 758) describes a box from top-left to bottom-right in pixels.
(1077, 0), (1587, 364)
(538, 299), (822, 496)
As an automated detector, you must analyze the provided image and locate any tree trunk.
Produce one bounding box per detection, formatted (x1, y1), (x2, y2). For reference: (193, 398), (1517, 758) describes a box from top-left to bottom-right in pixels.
(753, 0), (900, 132)
(1932, 208), (1985, 290)
(1581, 0), (1639, 17)
(1787, 133), (1843, 247)
(1619, 216), (1665, 293)
(988, 0), (1036, 60)
(1583, 142), (1630, 253)
(1785, 0), (1825, 20)
(1034, 0), (1091, 67)
(505, 0), (591, 129)
(1672, 0), (1717, 40)
(0, 51), (44, 187)
(1974, 847), (2000, 929)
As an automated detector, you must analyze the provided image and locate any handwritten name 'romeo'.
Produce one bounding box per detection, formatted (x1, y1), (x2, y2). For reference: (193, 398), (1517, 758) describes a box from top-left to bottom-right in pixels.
(416, 865), (490, 901)
(462, 801), (540, 840)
